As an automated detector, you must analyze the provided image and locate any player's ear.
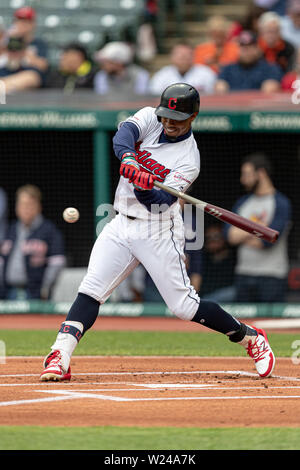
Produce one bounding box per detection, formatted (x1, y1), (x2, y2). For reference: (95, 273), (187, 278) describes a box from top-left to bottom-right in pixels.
(189, 112), (198, 124)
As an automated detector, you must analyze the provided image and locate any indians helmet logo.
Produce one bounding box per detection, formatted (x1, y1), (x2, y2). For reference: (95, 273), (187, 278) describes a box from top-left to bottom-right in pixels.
(168, 98), (177, 110)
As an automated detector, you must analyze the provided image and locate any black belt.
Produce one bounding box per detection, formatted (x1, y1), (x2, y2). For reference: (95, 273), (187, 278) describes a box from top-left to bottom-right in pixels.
(118, 212), (136, 221)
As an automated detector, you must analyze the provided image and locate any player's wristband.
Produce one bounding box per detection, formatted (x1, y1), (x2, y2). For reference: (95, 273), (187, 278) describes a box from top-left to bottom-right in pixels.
(121, 151), (138, 162)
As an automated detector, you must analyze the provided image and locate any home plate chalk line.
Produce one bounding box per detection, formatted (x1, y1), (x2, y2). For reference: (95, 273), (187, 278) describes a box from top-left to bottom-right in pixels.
(1, 368), (300, 407)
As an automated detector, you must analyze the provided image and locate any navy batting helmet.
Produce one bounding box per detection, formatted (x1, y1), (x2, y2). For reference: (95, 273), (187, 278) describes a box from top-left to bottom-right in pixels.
(155, 83), (200, 121)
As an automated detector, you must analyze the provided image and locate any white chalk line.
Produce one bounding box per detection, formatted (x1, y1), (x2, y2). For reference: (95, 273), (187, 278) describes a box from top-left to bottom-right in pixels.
(1, 370), (300, 383)
(2, 389), (299, 407)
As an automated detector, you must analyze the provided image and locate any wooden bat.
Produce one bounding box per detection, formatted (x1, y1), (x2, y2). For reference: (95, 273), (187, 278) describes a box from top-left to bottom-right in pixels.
(153, 181), (279, 244)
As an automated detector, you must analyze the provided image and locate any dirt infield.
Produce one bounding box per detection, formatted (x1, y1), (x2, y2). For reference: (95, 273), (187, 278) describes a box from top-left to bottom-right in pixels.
(1, 356), (300, 428)
(1, 314), (300, 428)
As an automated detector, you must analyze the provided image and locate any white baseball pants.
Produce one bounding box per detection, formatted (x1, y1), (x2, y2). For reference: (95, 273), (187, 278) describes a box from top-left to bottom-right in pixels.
(79, 213), (200, 321)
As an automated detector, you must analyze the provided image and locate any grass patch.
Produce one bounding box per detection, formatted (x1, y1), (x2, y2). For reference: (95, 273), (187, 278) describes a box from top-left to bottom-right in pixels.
(0, 426), (299, 450)
(0, 329), (297, 357)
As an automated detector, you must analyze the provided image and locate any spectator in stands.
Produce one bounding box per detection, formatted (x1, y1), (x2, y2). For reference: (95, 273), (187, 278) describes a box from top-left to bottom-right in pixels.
(9, 6), (48, 74)
(281, 44), (300, 89)
(47, 43), (97, 93)
(0, 24), (7, 67)
(0, 185), (66, 301)
(254, 0), (287, 16)
(225, 153), (292, 303)
(281, 0), (300, 47)
(0, 35), (44, 93)
(194, 15), (240, 74)
(215, 30), (283, 93)
(257, 11), (295, 72)
(94, 41), (150, 96)
(200, 223), (236, 303)
(0, 187), (8, 245)
(227, 4), (268, 41)
(110, 265), (146, 303)
(149, 43), (217, 96)
(135, 0), (158, 63)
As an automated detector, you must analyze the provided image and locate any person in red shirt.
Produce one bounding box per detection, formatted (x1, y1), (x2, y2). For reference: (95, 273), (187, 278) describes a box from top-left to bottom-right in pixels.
(194, 15), (240, 74)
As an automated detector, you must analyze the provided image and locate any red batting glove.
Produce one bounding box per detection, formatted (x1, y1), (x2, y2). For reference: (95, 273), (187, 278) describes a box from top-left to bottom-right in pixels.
(120, 152), (140, 183)
(132, 171), (158, 191)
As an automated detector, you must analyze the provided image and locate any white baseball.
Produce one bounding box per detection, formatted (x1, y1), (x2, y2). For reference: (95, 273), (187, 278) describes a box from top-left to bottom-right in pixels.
(63, 207), (80, 223)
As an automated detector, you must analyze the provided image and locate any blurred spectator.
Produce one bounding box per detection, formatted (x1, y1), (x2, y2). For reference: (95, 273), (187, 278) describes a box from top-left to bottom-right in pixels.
(257, 11), (295, 72)
(135, 0), (158, 63)
(254, 0), (287, 16)
(0, 185), (66, 301)
(281, 0), (300, 47)
(149, 43), (217, 96)
(215, 31), (283, 93)
(281, 45), (300, 88)
(0, 24), (7, 66)
(0, 188), (8, 245)
(228, 4), (268, 41)
(9, 6), (48, 74)
(200, 223), (236, 303)
(194, 16), (240, 73)
(225, 153), (292, 303)
(94, 41), (150, 96)
(110, 265), (146, 303)
(0, 36), (44, 93)
(47, 44), (97, 93)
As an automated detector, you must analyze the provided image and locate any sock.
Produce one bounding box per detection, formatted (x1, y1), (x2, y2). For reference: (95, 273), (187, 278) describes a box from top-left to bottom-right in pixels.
(228, 323), (258, 347)
(50, 293), (100, 368)
(191, 300), (241, 335)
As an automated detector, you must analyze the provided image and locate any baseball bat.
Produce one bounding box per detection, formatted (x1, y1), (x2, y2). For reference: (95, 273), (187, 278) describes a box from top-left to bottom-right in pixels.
(153, 181), (279, 244)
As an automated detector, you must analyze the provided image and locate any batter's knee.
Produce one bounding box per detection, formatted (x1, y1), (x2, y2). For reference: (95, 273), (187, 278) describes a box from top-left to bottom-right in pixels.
(169, 300), (199, 322)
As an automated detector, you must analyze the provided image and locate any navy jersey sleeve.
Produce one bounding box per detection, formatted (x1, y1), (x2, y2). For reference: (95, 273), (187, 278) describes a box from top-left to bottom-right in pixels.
(47, 222), (65, 257)
(112, 122), (140, 160)
(134, 188), (177, 212)
(262, 192), (292, 248)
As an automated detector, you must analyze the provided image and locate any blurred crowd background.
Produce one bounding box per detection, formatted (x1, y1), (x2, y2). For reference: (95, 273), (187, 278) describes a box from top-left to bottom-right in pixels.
(0, 0), (299, 305)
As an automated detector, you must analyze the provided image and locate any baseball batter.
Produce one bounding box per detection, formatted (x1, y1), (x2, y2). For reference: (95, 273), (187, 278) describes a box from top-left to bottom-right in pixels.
(40, 83), (275, 381)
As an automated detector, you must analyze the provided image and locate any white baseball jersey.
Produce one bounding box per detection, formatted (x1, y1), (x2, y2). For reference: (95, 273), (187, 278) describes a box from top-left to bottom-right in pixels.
(114, 106), (200, 219)
(79, 106), (201, 321)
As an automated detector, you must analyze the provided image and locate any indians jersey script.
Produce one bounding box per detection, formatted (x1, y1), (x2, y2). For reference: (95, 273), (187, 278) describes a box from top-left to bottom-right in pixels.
(114, 106), (200, 219)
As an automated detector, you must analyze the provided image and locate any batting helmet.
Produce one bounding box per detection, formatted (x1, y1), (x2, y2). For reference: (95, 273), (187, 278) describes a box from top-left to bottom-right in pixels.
(155, 83), (200, 121)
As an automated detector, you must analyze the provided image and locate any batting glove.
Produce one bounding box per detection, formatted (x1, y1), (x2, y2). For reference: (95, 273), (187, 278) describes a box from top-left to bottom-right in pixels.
(120, 152), (140, 183)
(132, 171), (158, 191)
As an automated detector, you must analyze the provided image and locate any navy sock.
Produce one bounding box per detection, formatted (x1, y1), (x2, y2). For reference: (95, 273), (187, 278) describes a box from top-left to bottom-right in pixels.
(191, 300), (241, 335)
(66, 293), (100, 334)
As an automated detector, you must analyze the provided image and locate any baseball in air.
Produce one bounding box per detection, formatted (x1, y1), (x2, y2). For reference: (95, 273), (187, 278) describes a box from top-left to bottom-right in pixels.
(63, 207), (80, 223)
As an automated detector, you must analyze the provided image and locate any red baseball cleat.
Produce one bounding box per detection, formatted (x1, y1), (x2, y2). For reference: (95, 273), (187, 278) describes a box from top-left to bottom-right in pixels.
(40, 350), (71, 382)
(246, 327), (275, 378)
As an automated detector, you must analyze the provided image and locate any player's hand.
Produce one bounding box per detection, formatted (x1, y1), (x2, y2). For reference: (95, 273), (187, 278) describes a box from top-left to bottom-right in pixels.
(132, 171), (158, 191)
(120, 152), (140, 183)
